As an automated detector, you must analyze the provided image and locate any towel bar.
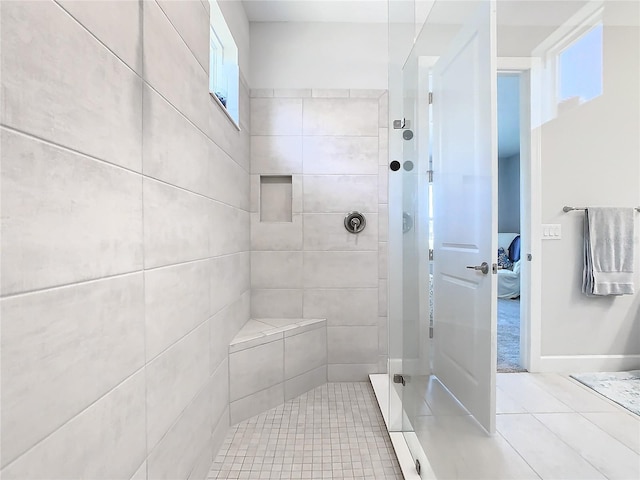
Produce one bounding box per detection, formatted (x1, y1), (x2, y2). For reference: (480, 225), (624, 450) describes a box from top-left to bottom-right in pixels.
(563, 206), (640, 213)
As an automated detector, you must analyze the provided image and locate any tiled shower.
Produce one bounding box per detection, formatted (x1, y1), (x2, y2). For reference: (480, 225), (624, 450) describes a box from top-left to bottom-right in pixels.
(0, 1), (390, 479)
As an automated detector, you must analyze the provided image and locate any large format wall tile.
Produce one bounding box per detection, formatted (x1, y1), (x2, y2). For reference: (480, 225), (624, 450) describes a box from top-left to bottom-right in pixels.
(251, 289), (303, 318)
(302, 137), (378, 175)
(303, 289), (378, 326)
(285, 366), (327, 401)
(210, 253), (250, 316)
(0, 1), (142, 171)
(303, 98), (378, 136)
(251, 136), (303, 174)
(303, 252), (378, 288)
(1, 130), (143, 295)
(251, 251), (303, 289)
(143, 86), (211, 196)
(143, 0), (209, 133)
(209, 143), (250, 210)
(210, 292), (250, 373)
(229, 339), (284, 401)
(303, 175), (378, 213)
(1, 371), (146, 479)
(1, 274), (144, 467)
(156, 0), (209, 72)
(250, 99), (303, 136)
(57, 0), (143, 74)
(210, 202), (250, 257)
(251, 213), (303, 251)
(230, 384), (283, 425)
(327, 326), (378, 364)
(143, 179), (210, 269)
(146, 324), (210, 451)
(284, 328), (327, 379)
(147, 381), (213, 480)
(303, 213), (378, 251)
(211, 358), (229, 430)
(145, 260), (211, 361)
(328, 363), (378, 382)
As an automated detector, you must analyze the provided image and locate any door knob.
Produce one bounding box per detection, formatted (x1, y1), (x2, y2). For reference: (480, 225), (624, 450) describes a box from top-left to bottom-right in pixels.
(466, 262), (489, 274)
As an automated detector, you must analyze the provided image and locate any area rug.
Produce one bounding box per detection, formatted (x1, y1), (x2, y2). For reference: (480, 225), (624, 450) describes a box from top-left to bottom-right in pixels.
(570, 371), (640, 416)
(497, 298), (526, 372)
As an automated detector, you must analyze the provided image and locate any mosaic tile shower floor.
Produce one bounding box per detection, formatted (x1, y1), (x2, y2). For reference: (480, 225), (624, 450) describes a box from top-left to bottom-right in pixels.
(208, 382), (403, 480)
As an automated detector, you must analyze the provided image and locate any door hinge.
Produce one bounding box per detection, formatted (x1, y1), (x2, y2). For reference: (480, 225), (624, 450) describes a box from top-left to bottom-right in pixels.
(427, 170), (434, 182)
(429, 326), (434, 339)
(393, 374), (406, 386)
(428, 92), (433, 104)
(429, 249), (434, 261)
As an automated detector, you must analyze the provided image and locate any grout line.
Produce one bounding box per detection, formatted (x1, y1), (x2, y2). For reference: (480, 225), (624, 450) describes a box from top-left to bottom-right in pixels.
(0, 125), (252, 213)
(140, 0), (150, 476)
(53, 0), (142, 78)
(1, 253), (251, 300)
(53, 0), (250, 174)
(154, 0), (209, 77)
(0, 364), (148, 472)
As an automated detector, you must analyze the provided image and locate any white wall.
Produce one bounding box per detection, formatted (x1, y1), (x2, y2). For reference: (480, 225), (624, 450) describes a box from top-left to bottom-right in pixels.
(0, 1), (250, 478)
(250, 22), (388, 89)
(537, 10), (640, 370)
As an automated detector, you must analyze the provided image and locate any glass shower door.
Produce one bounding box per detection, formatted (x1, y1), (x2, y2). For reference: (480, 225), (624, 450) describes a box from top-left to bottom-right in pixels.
(387, 0), (498, 474)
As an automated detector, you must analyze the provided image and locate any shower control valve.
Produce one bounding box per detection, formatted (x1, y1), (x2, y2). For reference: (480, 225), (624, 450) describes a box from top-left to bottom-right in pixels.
(344, 211), (366, 234)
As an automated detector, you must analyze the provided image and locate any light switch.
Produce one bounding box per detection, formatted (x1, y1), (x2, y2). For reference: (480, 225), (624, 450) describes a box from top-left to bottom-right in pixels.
(542, 224), (562, 239)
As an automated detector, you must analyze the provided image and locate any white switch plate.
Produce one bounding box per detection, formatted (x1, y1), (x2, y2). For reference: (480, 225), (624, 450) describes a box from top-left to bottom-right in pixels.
(542, 224), (562, 239)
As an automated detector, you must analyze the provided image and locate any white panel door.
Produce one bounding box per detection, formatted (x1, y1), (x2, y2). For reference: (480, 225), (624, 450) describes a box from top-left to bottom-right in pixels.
(431, 0), (498, 434)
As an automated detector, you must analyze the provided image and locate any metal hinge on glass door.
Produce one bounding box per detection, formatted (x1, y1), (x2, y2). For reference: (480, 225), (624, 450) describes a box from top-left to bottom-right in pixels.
(428, 92), (433, 104)
(427, 170), (434, 182)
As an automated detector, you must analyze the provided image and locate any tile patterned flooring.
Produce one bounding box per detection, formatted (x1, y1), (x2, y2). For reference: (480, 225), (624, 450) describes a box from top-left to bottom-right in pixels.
(209, 383), (402, 480)
(210, 374), (640, 480)
(408, 372), (640, 480)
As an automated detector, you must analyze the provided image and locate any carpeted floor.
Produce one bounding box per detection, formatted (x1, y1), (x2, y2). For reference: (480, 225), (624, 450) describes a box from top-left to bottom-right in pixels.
(497, 298), (526, 372)
(571, 370), (640, 416)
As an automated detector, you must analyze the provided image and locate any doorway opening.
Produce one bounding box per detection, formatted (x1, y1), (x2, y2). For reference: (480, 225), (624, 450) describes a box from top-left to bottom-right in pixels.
(497, 73), (526, 372)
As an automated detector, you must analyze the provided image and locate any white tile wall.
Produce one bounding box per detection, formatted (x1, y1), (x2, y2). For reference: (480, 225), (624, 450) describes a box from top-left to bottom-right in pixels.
(1, 2), (250, 479)
(0, 130), (144, 295)
(251, 136), (303, 174)
(302, 136), (378, 175)
(145, 324), (210, 450)
(1, 372), (147, 479)
(251, 98), (303, 136)
(303, 175), (378, 213)
(251, 251), (303, 289)
(1, 274), (145, 466)
(0, 1), (143, 171)
(251, 288), (304, 318)
(143, 0), (209, 133)
(57, 0), (143, 74)
(303, 98), (379, 136)
(250, 90), (389, 381)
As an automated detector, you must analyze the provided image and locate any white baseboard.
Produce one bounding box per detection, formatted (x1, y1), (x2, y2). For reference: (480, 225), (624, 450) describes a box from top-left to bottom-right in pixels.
(537, 354), (640, 373)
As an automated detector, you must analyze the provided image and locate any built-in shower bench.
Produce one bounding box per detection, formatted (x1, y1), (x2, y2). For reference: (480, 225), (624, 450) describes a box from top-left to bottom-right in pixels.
(228, 318), (327, 424)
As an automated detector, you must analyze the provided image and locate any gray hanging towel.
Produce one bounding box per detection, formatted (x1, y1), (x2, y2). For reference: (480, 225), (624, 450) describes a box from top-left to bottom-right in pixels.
(583, 207), (635, 296)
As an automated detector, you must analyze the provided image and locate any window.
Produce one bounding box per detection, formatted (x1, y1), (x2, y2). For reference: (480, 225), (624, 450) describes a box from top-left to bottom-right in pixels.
(557, 23), (603, 108)
(209, 1), (239, 127)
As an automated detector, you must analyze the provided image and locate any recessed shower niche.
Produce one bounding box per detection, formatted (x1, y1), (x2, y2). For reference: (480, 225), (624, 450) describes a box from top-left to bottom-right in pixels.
(260, 175), (292, 222)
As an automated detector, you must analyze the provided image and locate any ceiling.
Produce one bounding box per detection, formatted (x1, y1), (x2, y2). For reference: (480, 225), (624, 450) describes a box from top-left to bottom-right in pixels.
(241, 0), (596, 25)
(242, 0), (389, 23)
(242, 1), (638, 27)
